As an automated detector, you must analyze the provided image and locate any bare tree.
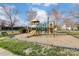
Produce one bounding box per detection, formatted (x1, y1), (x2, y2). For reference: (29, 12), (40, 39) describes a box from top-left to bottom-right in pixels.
(26, 9), (37, 32)
(49, 8), (61, 30)
(1, 5), (19, 31)
(27, 9), (37, 21)
(67, 4), (79, 20)
(63, 17), (75, 30)
(0, 19), (7, 30)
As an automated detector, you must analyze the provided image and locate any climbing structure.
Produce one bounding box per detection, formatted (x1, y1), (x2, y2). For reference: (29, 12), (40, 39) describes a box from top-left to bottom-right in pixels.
(47, 17), (54, 34)
(27, 17), (55, 37)
(27, 19), (40, 37)
(48, 22), (54, 34)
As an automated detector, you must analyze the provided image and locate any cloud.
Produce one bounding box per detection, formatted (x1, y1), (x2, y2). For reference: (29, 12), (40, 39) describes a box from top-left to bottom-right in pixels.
(31, 3), (41, 6)
(43, 3), (51, 7)
(0, 5), (24, 27)
(0, 4), (16, 16)
(0, 7), (6, 15)
(42, 3), (58, 7)
(0, 14), (24, 27)
(32, 8), (48, 23)
(0, 15), (6, 20)
(31, 3), (58, 7)
(13, 15), (22, 27)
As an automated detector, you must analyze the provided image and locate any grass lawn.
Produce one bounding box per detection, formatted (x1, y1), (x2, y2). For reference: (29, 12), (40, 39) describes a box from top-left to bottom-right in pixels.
(66, 31), (79, 35)
(0, 38), (79, 56)
(73, 35), (79, 39)
(66, 31), (79, 39)
(0, 31), (20, 37)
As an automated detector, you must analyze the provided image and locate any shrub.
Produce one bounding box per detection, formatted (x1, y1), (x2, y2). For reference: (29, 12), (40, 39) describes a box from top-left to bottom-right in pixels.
(77, 25), (79, 30)
(1, 32), (8, 36)
(19, 28), (27, 33)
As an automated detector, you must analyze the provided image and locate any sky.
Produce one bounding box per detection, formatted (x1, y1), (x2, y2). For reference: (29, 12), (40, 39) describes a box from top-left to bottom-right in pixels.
(0, 3), (79, 26)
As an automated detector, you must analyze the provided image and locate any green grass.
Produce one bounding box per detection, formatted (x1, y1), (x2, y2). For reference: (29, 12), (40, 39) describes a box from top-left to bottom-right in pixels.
(0, 31), (20, 38)
(66, 31), (79, 35)
(65, 31), (79, 39)
(0, 38), (79, 56)
(73, 35), (79, 39)
(0, 38), (43, 56)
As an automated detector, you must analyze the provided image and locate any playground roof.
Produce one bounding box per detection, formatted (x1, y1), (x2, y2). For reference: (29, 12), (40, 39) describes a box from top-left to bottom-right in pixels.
(31, 19), (39, 22)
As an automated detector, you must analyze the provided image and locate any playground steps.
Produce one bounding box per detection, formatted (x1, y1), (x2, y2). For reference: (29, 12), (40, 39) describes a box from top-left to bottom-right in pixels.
(27, 30), (37, 38)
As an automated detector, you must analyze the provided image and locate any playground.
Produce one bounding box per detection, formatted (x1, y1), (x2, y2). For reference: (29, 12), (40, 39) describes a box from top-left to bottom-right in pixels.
(0, 17), (78, 56)
(0, 3), (79, 56)
(14, 18), (79, 50)
(15, 33), (79, 49)
(25, 18), (57, 37)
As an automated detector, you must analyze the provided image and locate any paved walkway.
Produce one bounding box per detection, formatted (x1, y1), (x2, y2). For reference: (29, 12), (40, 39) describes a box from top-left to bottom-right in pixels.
(15, 34), (79, 49)
(0, 48), (15, 56)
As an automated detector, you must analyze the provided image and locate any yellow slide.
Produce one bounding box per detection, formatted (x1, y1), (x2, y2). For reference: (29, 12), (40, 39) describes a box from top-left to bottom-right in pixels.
(27, 30), (36, 38)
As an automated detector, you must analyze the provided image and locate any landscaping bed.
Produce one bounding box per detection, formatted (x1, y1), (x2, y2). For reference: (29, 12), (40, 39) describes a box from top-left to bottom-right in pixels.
(0, 38), (79, 56)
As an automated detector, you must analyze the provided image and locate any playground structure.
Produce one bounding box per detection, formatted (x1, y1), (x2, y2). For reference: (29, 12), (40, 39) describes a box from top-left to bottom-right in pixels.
(27, 19), (40, 37)
(27, 18), (55, 37)
(48, 22), (54, 34)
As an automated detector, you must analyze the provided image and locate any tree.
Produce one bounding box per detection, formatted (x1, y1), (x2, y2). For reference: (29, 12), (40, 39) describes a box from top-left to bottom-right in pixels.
(63, 4), (79, 30)
(49, 8), (61, 31)
(26, 9), (37, 32)
(67, 4), (79, 20)
(27, 9), (37, 21)
(1, 5), (19, 31)
(63, 17), (75, 30)
(0, 19), (7, 30)
(51, 8), (61, 23)
(77, 24), (79, 30)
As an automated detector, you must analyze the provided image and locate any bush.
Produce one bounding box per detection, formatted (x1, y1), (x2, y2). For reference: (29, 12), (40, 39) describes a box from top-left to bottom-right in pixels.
(77, 25), (79, 30)
(19, 28), (27, 33)
(1, 32), (8, 36)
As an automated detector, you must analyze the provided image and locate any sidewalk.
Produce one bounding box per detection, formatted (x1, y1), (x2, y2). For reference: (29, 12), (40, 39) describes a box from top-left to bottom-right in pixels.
(0, 48), (16, 56)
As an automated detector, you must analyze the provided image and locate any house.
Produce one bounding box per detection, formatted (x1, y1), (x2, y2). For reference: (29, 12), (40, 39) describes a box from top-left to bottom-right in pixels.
(61, 24), (72, 30)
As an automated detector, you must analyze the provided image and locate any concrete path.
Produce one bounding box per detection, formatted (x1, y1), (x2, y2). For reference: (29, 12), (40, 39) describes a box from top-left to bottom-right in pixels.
(0, 48), (15, 56)
(15, 34), (79, 49)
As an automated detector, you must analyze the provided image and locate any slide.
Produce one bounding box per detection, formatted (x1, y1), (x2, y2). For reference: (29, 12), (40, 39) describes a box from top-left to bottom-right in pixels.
(27, 30), (36, 38)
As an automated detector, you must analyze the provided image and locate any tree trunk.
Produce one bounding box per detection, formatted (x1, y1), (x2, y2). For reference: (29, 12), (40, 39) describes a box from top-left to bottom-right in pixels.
(11, 26), (13, 33)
